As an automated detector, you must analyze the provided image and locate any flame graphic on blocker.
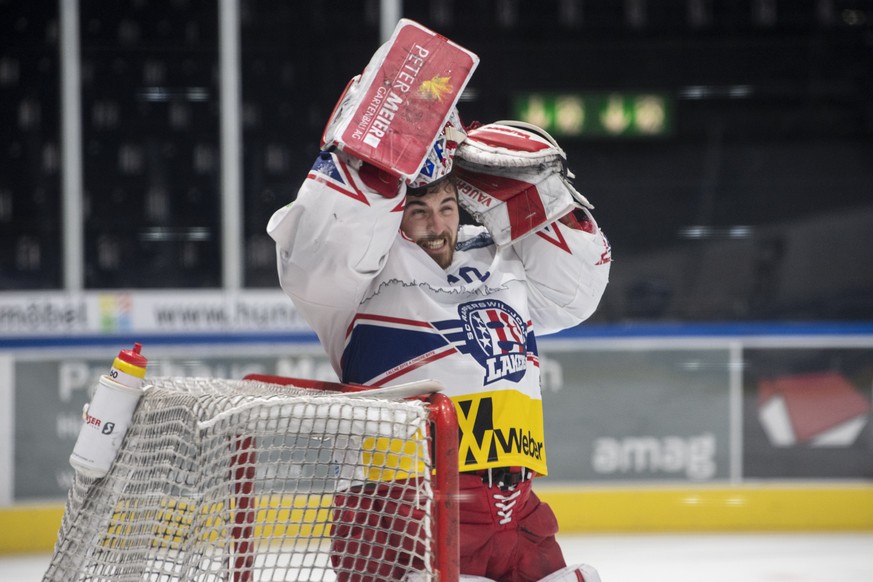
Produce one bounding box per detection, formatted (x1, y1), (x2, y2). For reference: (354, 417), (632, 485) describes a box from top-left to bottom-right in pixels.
(418, 76), (453, 101)
(757, 372), (871, 447)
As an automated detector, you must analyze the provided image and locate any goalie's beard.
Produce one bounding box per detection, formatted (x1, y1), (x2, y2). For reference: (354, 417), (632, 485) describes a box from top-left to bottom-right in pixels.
(409, 227), (457, 270)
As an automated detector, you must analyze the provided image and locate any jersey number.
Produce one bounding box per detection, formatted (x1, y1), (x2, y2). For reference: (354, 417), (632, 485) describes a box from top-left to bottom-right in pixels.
(448, 266), (490, 285)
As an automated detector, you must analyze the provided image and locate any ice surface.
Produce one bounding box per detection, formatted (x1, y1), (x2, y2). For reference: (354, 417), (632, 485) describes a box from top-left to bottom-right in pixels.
(5, 532), (872, 582)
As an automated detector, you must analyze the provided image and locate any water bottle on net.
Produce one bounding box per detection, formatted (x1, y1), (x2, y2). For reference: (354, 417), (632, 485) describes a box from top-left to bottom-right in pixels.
(69, 343), (148, 479)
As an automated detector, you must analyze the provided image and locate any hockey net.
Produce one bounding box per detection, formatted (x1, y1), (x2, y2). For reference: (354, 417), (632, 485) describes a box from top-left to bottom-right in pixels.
(44, 376), (459, 582)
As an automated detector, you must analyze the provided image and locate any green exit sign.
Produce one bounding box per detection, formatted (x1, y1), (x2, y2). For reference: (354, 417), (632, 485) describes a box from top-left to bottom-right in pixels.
(513, 92), (674, 138)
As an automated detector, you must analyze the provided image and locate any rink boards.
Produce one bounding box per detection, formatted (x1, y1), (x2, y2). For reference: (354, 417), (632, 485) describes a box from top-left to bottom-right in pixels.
(1, 302), (872, 553)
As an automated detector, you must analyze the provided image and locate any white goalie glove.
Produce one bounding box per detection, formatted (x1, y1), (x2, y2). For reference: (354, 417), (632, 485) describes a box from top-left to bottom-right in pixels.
(454, 120), (593, 247)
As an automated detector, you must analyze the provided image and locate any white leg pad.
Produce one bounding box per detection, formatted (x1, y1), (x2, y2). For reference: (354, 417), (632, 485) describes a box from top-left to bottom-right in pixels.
(459, 576), (498, 582)
(537, 563), (603, 582)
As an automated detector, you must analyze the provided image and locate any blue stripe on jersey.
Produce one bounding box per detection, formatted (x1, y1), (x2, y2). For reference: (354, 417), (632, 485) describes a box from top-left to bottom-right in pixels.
(340, 324), (452, 384)
(431, 318), (469, 352)
(526, 327), (538, 356)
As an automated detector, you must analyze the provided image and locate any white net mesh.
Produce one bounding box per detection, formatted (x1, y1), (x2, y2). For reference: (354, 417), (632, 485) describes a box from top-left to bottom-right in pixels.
(44, 377), (438, 582)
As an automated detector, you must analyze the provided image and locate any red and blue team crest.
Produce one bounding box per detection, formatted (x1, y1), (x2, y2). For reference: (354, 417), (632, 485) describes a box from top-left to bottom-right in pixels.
(306, 152), (369, 205)
(459, 299), (528, 385)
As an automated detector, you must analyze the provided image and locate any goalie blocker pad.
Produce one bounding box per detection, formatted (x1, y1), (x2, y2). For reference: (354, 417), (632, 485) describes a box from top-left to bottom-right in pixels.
(454, 122), (593, 247)
(321, 19), (478, 183)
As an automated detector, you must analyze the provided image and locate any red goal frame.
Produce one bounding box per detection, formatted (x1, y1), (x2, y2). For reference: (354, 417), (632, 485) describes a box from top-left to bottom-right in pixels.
(237, 374), (460, 582)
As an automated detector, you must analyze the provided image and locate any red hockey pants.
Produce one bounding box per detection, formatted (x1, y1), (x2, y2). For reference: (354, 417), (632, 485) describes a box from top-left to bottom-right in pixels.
(329, 472), (566, 582)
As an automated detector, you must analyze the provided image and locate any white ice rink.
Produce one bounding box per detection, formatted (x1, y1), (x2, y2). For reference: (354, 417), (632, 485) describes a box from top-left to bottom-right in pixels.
(5, 532), (872, 581)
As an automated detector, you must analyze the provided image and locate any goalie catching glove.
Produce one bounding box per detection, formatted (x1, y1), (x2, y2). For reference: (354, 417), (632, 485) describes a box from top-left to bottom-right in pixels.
(453, 120), (593, 247)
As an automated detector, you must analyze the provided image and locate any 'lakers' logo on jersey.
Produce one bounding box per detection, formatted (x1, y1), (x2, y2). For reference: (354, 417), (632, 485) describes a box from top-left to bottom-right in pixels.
(458, 299), (528, 385)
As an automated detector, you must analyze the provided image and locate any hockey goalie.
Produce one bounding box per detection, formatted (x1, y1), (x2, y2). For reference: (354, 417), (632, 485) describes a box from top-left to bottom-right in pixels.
(268, 18), (611, 582)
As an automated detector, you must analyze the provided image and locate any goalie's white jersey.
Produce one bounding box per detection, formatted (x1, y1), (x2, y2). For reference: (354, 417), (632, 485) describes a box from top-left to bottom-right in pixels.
(268, 151), (611, 475)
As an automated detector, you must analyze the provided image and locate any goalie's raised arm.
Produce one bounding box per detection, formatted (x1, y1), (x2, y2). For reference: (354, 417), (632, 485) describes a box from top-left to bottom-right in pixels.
(515, 206), (612, 334)
(267, 18), (476, 374)
(267, 104), (469, 314)
(452, 120), (612, 333)
(266, 152), (407, 371)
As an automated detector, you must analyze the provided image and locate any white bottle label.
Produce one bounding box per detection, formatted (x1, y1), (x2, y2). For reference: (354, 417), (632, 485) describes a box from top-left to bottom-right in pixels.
(108, 365), (143, 389)
(69, 375), (144, 479)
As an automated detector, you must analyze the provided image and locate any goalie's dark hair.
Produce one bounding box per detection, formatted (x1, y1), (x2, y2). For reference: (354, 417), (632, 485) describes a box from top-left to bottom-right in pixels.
(405, 172), (476, 226)
(405, 172), (458, 198)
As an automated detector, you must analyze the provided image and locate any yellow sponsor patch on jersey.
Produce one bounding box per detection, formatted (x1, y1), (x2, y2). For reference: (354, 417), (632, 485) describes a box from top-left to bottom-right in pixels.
(452, 390), (548, 475)
(357, 390), (548, 481)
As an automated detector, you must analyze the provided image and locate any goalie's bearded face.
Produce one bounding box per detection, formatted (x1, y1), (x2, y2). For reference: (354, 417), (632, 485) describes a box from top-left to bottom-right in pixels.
(400, 179), (460, 270)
